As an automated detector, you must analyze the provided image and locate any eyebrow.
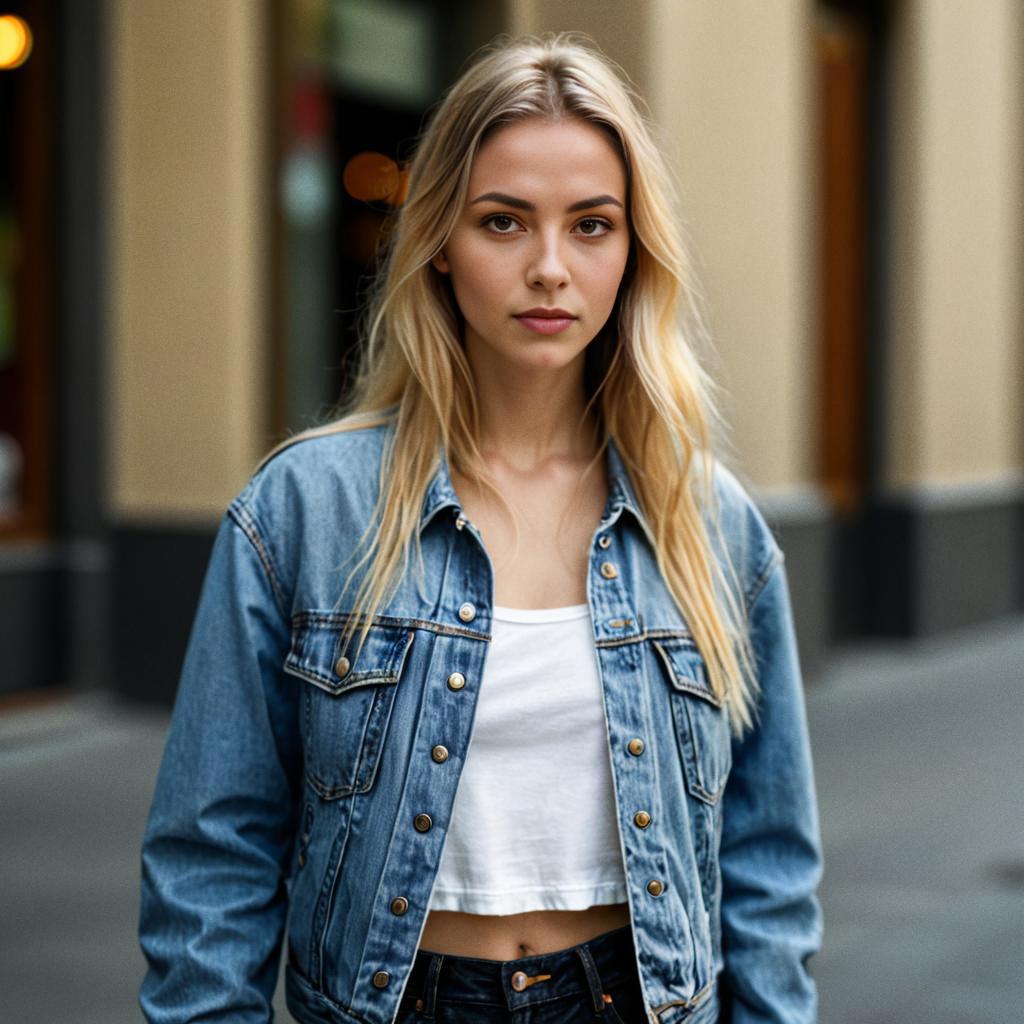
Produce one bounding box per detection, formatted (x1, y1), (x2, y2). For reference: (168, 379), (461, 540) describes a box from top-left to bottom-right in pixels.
(469, 191), (624, 213)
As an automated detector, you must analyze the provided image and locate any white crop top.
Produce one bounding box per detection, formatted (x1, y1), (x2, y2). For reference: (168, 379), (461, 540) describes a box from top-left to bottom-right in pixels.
(428, 602), (629, 915)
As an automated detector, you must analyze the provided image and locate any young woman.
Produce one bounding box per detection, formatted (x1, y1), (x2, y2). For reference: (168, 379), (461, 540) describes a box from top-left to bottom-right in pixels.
(139, 32), (822, 1024)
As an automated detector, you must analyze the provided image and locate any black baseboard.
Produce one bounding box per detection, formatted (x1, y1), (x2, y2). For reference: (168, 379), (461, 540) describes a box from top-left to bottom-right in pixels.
(863, 480), (1024, 636)
(111, 523), (217, 706)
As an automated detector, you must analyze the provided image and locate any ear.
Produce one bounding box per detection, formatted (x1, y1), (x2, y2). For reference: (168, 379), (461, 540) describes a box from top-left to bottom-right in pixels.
(432, 249), (450, 274)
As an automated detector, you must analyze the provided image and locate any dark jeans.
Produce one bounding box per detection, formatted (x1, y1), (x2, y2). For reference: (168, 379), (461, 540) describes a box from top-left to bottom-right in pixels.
(395, 922), (648, 1022)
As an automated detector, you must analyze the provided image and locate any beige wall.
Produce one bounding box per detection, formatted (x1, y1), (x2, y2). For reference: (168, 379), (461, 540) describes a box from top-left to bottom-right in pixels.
(889, 0), (1024, 489)
(107, 0), (270, 521)
(648, 0), (816, 490)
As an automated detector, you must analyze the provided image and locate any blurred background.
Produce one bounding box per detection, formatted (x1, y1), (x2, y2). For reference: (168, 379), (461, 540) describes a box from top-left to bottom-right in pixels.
(0, 0), (1021, 1021)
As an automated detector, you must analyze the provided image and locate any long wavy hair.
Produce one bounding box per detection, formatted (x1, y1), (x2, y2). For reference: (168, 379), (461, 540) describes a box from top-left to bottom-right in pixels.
(261, 31), (759, 735)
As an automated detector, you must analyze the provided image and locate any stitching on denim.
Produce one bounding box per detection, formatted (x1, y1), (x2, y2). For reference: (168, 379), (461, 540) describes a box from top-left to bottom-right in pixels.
(595, 627), (691, 649)
(291, 610), (492, 642)
(744, 547), (783, 615)
(227, 498), (288, 619)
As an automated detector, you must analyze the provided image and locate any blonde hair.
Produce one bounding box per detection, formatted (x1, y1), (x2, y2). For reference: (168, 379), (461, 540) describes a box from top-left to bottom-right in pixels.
(261, 32), (759, 735)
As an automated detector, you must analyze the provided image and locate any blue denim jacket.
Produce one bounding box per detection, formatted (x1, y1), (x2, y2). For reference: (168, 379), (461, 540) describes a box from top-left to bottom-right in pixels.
(139, 419), (823, 1024)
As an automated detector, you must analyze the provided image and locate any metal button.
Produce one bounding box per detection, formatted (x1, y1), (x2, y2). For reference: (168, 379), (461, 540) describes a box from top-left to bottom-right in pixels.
(511, 971), (529, 992)
(372, 970), (390, 988)
(634, 810), (652, 829)
(458, 602), (476, 622)
(431, 745), (449, 763)
(334, 655), (351, 678)
(390, 896), (409, 916)
(455, 514), (467, 530)
(627, 738), (645, 756)
(599, 561), (618, 579)
(598, 534), (612, 549)
(413, 813), (433, 833)
(415, 998), (425, 1011)
(297, 851), (306, 868)
(647, 879), (664, 897)
(447, 672), (466, 691)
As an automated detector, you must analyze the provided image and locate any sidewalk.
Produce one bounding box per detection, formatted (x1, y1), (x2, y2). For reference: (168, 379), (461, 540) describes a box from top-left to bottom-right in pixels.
(804, 615), (1024, 1024)
(1, 616), (1022, 1023)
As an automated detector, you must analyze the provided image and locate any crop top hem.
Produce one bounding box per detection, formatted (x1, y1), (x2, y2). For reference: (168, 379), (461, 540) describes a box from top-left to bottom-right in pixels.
(428, 880), (629, 916)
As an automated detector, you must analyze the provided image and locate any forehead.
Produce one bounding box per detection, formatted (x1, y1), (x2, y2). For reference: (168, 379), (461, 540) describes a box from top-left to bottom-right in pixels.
(469, 117), (626, 197)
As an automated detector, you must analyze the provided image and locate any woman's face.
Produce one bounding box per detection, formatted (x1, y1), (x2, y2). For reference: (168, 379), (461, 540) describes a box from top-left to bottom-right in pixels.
(433, 116), (631, 378)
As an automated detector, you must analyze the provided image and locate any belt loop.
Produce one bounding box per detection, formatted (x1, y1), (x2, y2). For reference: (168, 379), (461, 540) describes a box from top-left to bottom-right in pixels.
(420, 954), (444, 1018)
(575, 943), (608, 1014)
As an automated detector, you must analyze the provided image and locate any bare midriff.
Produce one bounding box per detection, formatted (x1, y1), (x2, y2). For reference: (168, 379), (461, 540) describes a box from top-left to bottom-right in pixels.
(418, 903), (632, 960)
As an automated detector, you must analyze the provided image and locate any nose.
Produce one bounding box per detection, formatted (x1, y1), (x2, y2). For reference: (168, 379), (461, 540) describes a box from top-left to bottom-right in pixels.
(526, 229), (570, 290)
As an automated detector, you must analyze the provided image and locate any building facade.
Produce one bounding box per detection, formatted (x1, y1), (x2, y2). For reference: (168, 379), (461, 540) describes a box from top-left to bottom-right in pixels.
(1, 0), (1021, 702)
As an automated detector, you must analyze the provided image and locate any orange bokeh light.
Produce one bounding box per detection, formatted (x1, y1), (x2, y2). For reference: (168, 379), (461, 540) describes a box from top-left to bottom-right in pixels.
(343, 152), (406, 206)
(0, 14), (33, 70)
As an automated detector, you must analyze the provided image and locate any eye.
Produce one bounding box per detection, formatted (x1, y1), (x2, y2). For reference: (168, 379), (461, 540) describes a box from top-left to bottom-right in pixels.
(574, 217), (613, 237)
(481, 213), (521, 234)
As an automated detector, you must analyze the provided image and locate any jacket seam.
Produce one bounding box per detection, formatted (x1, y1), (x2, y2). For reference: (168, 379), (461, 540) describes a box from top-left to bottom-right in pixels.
(744, 545), (784, 616)
(227, 498), (289, 620)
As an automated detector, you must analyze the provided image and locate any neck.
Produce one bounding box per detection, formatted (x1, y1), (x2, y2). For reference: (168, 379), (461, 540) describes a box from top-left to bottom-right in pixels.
(466, 353), (600, 470)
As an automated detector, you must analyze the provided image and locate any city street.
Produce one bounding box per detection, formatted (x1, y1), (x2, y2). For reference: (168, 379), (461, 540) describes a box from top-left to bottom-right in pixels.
(1, 615), (1022, 1023)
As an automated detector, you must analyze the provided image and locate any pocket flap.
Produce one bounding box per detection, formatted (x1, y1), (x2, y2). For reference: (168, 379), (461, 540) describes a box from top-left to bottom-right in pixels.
(284, 621), (415, 696)
(651, 638), (721, 708)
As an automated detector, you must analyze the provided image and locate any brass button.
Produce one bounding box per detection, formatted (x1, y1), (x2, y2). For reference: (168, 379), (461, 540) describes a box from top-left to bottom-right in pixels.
(455, 514), (467, 530)
(372, 970), (390, 988)
(634, 810), (652, 829)
(334, 655), (351, 678)
(297, 851), (306, 867)
(458, 602), (476, 622)
(447, 671), (466, 691)
(598, 534), (612, 549)
(413, 813), (433, 833)
(390, 896), (409, 916)
(511, 971), (528, 992)
(431, 745), (449, 763)
(599, 561), (618, 579)
(647, 879), (664, 897)
(627, 738), (645, 756)
(415, 998), (425, 1011)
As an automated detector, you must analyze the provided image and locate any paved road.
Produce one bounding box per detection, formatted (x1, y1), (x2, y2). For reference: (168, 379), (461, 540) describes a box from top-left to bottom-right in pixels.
(1, 615), (1022, 1023)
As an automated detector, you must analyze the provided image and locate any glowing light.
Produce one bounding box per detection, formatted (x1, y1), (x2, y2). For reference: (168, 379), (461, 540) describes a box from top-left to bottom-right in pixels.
(0, 14), (33, 70)
(343, 152), (406, 206)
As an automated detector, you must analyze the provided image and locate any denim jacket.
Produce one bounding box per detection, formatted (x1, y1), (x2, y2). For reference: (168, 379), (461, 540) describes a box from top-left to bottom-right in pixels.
(139, 418), (823, 1024)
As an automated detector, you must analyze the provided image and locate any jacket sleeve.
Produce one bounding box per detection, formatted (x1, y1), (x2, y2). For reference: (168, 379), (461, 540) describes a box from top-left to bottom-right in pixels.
(718, 553), (824, 1024)
(139, 503), (301, 1023)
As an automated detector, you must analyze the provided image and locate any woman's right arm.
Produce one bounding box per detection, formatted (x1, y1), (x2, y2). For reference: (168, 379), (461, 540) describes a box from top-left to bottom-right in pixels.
(138, 502), (301, 1023)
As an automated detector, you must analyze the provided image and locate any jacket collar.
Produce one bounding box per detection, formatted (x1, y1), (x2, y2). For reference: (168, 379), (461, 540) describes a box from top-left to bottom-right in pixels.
(418, 433), (649, 536)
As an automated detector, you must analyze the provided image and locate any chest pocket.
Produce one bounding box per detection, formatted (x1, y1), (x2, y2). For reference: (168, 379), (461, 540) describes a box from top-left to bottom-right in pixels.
(284, 619), (415, 800)
(652, 637), (732, 805)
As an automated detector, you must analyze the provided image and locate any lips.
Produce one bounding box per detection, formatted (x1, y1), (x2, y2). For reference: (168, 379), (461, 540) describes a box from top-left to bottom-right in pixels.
(516, 307), (576, 319)
(514, 310), (577, 335)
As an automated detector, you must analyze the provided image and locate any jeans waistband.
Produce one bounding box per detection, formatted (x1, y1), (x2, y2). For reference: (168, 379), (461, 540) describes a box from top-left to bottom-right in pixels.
(404, 923), (638, 1016)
